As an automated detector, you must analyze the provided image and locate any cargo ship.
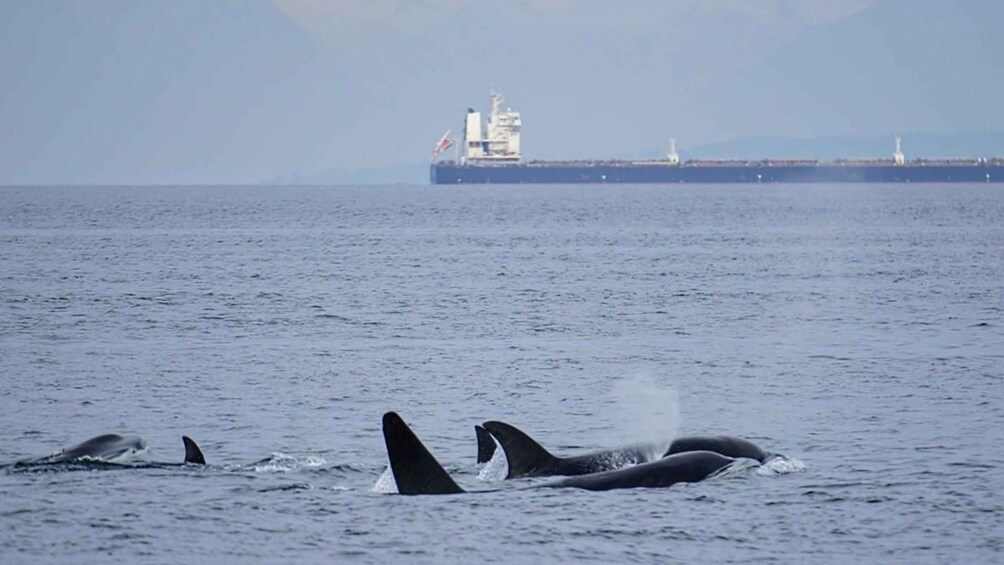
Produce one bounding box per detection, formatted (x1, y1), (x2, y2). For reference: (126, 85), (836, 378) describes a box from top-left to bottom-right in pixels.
(430, 91), (1004, 184)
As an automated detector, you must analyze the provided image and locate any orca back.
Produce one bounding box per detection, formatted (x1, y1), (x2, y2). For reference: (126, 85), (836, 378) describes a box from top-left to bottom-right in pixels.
(60, 434), (126, 459)
(664, 436), (767, 463)
(475, 425), (497, 464)
(548, 451), (734, 492)
(481, 421), (562, 479)
(382, 412), (464, 495)
(182, 436), (206, 465)
(54, 434), (147, 463)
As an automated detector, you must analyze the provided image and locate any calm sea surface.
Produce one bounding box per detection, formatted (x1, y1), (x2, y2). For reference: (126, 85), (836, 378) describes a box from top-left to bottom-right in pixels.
(1, 184), (1002, 564)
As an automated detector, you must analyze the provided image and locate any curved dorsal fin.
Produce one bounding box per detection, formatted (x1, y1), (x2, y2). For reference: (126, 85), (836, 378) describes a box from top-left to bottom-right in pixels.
(182, 436), (206, 465)
(475, 425), (497, 464)
(382, 412), (464, 495)
(481, 421), (560, 479)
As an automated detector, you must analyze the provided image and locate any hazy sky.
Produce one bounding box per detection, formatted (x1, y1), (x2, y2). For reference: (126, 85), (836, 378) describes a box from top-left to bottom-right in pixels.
(1, 0), (1001, 184)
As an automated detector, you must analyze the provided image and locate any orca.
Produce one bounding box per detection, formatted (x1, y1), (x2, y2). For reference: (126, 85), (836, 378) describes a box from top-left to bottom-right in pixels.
(480, 421), (658, 479)
(543, 451), (735, 491)
(382, 412), (734, 495)
(664, 436), (769, 463)
(475, 425), (497, 464)
(383, 412), (463, 495)
(42, 434), (149, 464)
(181, 436), (207, 465)
(17, 434), (206, 466)
(482, 421), (771, 478)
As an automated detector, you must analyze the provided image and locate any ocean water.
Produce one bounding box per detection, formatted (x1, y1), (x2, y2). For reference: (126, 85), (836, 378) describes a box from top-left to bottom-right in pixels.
(0, 184), (1001, 564)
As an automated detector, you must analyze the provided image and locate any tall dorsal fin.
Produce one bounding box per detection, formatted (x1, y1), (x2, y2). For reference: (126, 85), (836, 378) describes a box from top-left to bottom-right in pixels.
(481, 421), (560, 479)
(182, 436), (206, 465)
(475, 425), (497, 464)
(382, 412), (464, 495)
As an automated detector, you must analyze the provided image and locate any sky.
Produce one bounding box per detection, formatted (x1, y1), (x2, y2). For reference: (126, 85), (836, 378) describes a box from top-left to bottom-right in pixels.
(1, 0), (1002, 184)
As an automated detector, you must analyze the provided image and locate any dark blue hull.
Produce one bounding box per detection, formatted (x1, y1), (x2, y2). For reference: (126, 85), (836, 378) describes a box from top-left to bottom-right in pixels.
(431, 163), (1004, 184)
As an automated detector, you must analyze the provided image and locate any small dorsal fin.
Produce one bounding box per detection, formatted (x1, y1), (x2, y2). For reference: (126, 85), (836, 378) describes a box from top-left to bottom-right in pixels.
(382, 412), (464, 495)
(182, 436), (206, 465)
(475, 425), (497, 464)
(481, 421), (560, 479)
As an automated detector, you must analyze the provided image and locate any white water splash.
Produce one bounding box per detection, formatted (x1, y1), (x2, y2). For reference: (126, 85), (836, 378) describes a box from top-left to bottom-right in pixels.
(711, 459), (762, 479)
(477, 439), (508, 482)
(89, 444), (149, 465)
(607, 372), (681, 455)
(371, 464), (398, 493)
(76, 448), (147, 465)
(251, 453), (327, 473)
(756, 455), (806, 476)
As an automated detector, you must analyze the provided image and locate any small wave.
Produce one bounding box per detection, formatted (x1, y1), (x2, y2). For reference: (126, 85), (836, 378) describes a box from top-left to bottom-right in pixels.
(257, 482), (314, 493)
(315, 314), (351, 321)
(371, 465), (398, 494)
(7, 459), (135, 474)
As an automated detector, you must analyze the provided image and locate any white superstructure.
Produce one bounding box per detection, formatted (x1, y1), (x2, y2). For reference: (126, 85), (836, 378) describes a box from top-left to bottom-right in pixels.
(893, 136), (906, 165)
(667, 139), (680, 165)
(462, 90), (521, 164)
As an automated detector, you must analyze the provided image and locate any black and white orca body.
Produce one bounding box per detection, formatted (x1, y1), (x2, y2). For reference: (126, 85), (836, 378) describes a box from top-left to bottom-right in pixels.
(383, 412), (734, 495)
(481, 421), (655, 479)
(545, 450), (734, 491)
(664, 435), (769, 463)
(480, 421), (771, 479)
(45, 434), (149, 464)
(18, 434), (206, 466)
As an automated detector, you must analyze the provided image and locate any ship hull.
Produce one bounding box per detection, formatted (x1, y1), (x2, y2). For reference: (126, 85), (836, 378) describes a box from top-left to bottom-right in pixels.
(431, 163), (1004, 184)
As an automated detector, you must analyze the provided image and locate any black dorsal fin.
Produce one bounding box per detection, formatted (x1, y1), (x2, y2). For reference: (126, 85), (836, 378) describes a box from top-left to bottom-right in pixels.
(475, 425), (497, 464)
(382, 412), (464, 495)
(482, 421), (560, 479)
(182, 436), (206, 465)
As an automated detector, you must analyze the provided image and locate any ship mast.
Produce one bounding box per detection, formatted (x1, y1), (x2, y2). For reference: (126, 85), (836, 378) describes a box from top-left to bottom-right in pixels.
(490, 89), (503, 118)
